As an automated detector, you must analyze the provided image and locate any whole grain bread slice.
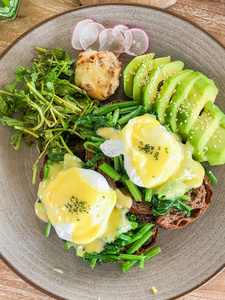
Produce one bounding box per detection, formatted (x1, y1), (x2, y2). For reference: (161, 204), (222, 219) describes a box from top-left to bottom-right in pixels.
(156, 175), (213, 230)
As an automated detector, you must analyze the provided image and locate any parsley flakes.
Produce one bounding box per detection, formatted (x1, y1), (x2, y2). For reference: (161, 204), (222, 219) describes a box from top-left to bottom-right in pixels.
(138, 141), (169, 160)
(64, 196), (90, 220)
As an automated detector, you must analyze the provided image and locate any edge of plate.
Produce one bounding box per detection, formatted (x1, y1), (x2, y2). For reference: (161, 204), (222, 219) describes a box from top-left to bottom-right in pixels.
(0, 3), (224, 300)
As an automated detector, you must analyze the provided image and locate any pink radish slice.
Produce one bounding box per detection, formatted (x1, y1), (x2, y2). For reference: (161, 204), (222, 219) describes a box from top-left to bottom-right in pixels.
(111, 24), (129, 35)
(124, 28), (149, 56)
(71, 19), (94, 50)
(99, 29), (125, 54)
(80, 22), (105, 50)
(124, 29), (134, 53)
(99, 28), (112, 50)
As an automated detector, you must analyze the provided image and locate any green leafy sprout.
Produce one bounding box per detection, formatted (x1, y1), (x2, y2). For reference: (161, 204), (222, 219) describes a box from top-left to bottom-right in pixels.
(0, 47), (99, 183)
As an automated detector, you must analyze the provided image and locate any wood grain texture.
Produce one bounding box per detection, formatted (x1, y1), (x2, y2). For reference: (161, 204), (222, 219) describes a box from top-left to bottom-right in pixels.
(0, 0), (225, 299)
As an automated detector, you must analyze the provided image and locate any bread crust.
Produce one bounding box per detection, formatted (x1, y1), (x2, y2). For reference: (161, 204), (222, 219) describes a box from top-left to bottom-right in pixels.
(156, 175), (213, 230)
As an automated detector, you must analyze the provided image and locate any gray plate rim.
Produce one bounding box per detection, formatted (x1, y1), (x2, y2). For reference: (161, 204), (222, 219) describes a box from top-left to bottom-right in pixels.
(0, 3), (225, 300)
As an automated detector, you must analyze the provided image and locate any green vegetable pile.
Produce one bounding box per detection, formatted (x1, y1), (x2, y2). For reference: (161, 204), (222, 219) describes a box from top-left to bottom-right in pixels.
(0, 47), (98, 183)
(63, 214), (161, 272)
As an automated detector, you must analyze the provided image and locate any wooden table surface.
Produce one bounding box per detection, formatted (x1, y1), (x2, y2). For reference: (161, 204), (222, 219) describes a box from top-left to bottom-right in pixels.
(0, 0), (225, 299)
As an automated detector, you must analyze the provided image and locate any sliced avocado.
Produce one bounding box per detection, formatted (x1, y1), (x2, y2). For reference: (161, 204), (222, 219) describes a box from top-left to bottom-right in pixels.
(133, 56), (171, 103)
(177, 77), (218, 139)
(141, 61), (184, 111)
(153, 69), (193, 124)
(205, 115), (225, 165)
(187, 102), (224, 161)
(123, 53), (155, 98)
(165, 71), (205, 133)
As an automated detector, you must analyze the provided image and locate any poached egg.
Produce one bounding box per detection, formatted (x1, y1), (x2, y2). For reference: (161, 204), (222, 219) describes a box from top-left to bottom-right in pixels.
(98, 114), (204, 199)
(36, 154), (132, 256)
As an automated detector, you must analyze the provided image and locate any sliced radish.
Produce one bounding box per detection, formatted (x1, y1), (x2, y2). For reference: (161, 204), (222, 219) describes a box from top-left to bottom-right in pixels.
(99, 29), (125, 54)
(71, 19), (94, 50)
(80, 22), (105, 51)
(124, 28), (149, 56)
(124, 30), (134, 53)
(111, 24), (129, 35)
(99, 28), (112, 50)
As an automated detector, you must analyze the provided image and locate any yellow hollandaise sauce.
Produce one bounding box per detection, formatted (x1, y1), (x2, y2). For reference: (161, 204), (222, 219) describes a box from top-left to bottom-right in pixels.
(97, 114), (205, 199)
(35, 154), (132, 256)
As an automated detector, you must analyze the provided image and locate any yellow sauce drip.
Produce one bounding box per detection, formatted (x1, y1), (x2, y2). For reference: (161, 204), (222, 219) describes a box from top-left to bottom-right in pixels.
(76, 190), (132, 256)
(35, 200), (48, 223)
(115, 188), (132, 209)
(97, 127), (120, 139)
(154, 142), (205, 198)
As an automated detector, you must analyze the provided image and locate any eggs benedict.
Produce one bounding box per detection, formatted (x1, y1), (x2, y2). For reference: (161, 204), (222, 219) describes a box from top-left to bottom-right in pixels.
(98, 114), (205, 199)
(35, 154), (132, 256)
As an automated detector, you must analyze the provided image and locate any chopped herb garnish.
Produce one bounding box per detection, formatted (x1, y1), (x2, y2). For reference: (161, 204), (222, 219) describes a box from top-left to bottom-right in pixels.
(138, 141), (162, 160)
(64, 196), (90, 218)
(154, 152), (159, 160)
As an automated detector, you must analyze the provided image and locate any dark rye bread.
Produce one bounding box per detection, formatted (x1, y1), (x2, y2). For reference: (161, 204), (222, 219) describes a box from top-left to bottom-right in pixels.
(156, 175), (213, 230)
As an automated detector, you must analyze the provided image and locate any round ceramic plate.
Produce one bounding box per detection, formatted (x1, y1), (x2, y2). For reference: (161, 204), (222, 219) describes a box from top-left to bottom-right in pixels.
(0, 4), (225, 300)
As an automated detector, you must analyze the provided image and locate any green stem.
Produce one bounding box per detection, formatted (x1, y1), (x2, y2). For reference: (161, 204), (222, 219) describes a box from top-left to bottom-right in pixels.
(32, 132), (62, 184)
(121, 260), (137, 272)
(61, 81), (89, 97)
(56, 62), (67, 78)
(59, 136), (74, 156)
(119, 254), (145, 261)
(126, 230), (153, 254)
(204, 166), (218, 184)
(145, 189), (153, 202)
(122, 176), (142, 201)
(35, 46), (47, 53)
(0, 90), (23, 98)
(114, 156), (120, 173)
(89, 259), (97, 269)
(14, 126), (39, 138)
(45, 221), (51, 237)
(95, 101), (140, 116)
(179, 195), (191, 201)
(26, 97), (45, 131)
(99, 163), (121, 181)
(113, 108), (120, 124)
(54, 95), (82, 112)
(118, 106), (143, 125)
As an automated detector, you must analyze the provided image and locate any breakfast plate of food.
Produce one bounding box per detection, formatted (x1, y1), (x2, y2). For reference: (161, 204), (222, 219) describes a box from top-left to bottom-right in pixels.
(0, 4), (225, 300)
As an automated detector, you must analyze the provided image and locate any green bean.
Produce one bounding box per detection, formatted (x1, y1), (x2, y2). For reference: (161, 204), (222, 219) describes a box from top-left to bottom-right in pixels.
(99, 163), (121, 181)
